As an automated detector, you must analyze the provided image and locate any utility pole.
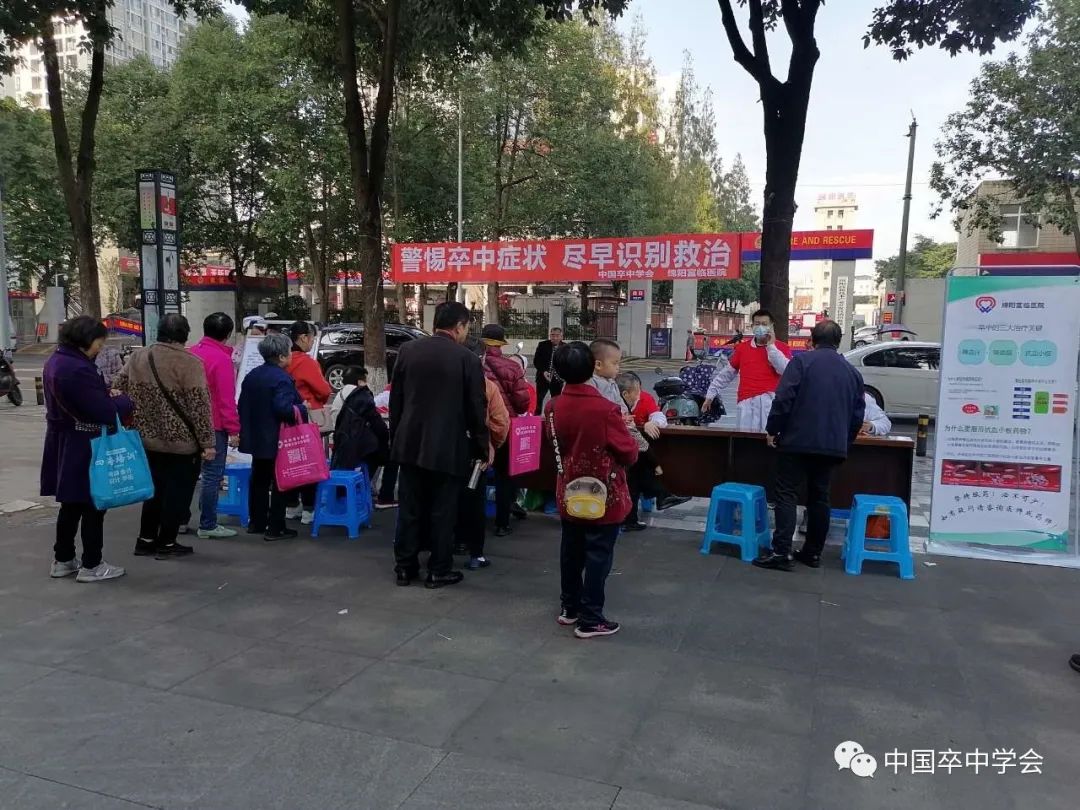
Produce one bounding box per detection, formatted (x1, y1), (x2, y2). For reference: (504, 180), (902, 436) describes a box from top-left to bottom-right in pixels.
(455, 90), (466, 305)
(894, 115), (917, 324)
(0, 178), (11, 358)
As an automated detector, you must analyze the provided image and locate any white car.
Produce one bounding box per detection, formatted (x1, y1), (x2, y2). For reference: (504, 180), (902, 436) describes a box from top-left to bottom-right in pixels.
(845, 341), (941, 416)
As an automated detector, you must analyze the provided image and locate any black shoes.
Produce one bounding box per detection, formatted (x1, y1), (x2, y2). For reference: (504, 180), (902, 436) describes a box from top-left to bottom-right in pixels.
(396, 569), (419, 587)
(133, 538), (157, 557)
(1069, 654), (1080, 674)
(793, 548), (822, 568)
(655, 495), (691, 511)
(425, 571), (465, 589)
(511, 503), (528, 520)
(752, 551), (795, 571)
(622, 521), (648, 532)
(264, 528), (298, 542)
(134, 539), (194, 560)
(494, 526), (512, 538)
(247, 525), (266, 535)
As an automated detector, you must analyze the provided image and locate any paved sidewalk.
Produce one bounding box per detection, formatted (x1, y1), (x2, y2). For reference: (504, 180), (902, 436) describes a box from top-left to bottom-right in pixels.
(1, 502), (1079, 809)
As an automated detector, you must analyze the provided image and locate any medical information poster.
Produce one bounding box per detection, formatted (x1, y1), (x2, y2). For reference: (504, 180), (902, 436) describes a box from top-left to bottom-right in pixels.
(930, 271), (1080, 556)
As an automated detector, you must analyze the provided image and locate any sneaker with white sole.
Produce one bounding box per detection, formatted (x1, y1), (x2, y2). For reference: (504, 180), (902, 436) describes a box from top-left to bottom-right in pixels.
(197, 525), (238, 539)
(285, 506), (303, 521)
(300, 510), (315, 525)
(574, 620), (620, 639)
(76, 561), (126, 583)
(50, 558), (80, 578)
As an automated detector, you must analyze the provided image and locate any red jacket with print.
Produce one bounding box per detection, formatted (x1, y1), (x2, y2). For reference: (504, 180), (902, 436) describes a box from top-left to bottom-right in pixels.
(483, 346), (531, 416)
(544, 383), (639, 525)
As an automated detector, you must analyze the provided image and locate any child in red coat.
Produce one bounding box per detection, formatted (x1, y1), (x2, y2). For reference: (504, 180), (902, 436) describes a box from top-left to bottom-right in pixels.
(544, 341), (638, 638)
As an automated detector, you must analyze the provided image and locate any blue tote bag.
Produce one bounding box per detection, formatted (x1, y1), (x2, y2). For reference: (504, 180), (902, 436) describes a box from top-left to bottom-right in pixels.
(89, 418), (155, 510)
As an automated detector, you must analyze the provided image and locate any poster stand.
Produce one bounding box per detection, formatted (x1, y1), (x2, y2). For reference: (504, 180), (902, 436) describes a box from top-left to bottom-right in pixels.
(928, 265), (1080, 568)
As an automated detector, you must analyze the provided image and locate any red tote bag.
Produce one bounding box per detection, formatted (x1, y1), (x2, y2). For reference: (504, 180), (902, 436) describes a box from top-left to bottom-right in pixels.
(508, 415), (543, 476)
(275, 407), (330, 491)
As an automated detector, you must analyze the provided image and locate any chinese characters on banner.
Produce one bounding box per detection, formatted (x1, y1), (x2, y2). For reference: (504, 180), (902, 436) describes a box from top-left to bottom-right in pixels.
(390, 234), (741, 283)
(930, 271), (1080, 556)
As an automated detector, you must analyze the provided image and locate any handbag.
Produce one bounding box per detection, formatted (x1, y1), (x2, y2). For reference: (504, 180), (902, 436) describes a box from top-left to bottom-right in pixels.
(275, 406), (330, 491)
(307, 406), (334, 434)
(90, 417), (155, 510)
(547, 405), (608, 520)
(508, 415), (542, 476)
(148, 351), (203, 452)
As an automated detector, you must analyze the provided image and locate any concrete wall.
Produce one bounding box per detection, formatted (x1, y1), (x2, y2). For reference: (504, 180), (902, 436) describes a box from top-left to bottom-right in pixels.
(900, 277), (946, 343)
(184, 291), (236, 343)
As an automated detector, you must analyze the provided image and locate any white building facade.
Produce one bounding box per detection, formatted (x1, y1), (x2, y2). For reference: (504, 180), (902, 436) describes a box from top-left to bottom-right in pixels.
(1, 1), (193, 109)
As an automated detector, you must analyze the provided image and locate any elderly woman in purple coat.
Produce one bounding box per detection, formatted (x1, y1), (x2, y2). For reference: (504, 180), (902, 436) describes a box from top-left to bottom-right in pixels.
(41, 317), (133, 583)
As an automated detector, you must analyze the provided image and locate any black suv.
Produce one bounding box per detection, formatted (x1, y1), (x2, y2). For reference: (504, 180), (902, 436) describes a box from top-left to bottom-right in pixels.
(318, 323), (429, 391)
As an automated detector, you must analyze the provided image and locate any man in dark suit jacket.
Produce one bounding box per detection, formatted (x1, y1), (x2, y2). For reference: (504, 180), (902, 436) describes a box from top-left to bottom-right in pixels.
(754, 319), (865, 572)
(532, 326), (564, 415)
(390, 301), (489, 588)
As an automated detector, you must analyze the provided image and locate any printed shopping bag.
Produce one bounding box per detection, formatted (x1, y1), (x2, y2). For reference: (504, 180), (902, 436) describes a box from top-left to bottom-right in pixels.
(89, 418), (155, 510)
(508, 415), (543, 476)
(275, 407), (330, 491)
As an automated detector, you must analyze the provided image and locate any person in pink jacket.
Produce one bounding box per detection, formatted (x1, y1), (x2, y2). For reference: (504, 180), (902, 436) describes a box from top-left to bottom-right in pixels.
(189, 313), (242, 539)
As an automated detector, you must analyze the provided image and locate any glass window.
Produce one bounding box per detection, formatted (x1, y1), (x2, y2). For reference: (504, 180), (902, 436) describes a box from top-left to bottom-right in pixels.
(998, 204), (1039, 248)
(31, 76), (41, 90)
(863, 348), (893, 368)
(826, 225), (833, 231)
(386, 332), (412, 348)
(827, 210), (834, 218)
(323, 329), (363, 346)
(838, 209), (844, 219)
(865, 347), (939, 370)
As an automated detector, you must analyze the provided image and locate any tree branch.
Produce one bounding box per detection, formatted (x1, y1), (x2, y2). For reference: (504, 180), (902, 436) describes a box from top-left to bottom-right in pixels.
(716, 0), (776, 88)
(748, 0), (770, 70)
(368, 0), (401, 193)
(335, 0), (370, 194)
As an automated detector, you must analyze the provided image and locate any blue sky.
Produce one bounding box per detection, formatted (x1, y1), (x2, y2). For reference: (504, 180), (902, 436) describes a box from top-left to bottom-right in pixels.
(616, 0), (1010, 262)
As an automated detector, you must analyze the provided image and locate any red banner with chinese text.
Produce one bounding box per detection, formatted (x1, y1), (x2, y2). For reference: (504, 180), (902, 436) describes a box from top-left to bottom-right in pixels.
(390, 233), (741, 283)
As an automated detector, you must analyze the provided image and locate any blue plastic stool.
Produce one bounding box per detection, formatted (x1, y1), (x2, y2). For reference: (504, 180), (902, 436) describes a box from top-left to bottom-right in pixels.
(843, 494), (914, 579)
(700, 483), (771, 562)
(311, 468), (372, 539)
(484, 468), (497, 519)
(217, 464), (252, 528)
(641, 497), (656, 513)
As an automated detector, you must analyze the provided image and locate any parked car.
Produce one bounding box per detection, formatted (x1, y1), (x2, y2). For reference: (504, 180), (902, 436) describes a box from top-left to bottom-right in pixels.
(845, 341), (941, 415)
(318, 323), (429, 391)
(852, 323), (919, 348)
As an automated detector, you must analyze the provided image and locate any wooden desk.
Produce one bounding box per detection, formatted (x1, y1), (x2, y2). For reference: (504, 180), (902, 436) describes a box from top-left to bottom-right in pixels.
(516, 426), (915, 509)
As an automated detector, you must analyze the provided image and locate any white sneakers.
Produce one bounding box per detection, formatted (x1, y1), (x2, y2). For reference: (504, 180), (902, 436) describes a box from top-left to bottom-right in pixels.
(285, 505), (303, 521)
(196, 525), (238, 539)
(300, 511), (315, 525)
(50, 558), (81, 578)
(75, 561), (126, 583)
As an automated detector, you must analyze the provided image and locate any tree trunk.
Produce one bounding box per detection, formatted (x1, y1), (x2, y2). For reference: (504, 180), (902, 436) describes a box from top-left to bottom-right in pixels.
(446, 282), (458, 302)
(304, 221), (328, 322)
(484, 282), (500, 325)
(358, 192), (387, 390)
(579, 281), (591, 330)
(41, 16), (103, 318)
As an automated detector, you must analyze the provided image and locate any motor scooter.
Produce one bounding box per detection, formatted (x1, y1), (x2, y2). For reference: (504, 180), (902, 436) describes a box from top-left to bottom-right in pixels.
(653, 331), (743, 425)
(0, 351), (23, 406)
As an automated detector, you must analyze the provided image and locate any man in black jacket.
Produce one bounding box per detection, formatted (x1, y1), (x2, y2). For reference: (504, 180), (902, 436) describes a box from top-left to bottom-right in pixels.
(390, 302), (489, 588)
(532, 326), (564, 415)
(754, 320), (865, 571)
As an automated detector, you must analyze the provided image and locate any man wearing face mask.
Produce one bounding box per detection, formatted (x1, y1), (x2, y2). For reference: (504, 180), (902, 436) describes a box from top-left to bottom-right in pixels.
(703, 309), (792, 432)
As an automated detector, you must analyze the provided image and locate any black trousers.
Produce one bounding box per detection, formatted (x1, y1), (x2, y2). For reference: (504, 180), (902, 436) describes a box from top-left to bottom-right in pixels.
(771, 452), (840, 556)
(55, 503), (105, 569)
(534, 376), (564, 415)
(378, 461), (399, 502)
(394, 464), (461, 577)
(455, 478), (487, 558)
(560, 521), (619, 626)
(286, 484), (316, 511)
(493, 442), (516, 529)
(140, 451), (201, 546)
(249, 457), (288, 533)
(624, 448), (669, 524)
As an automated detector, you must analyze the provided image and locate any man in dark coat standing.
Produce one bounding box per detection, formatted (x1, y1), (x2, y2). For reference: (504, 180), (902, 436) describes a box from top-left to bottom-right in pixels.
(754, 319), (866, 571)
(390, 302), (489, 588)
(532, 326), (564, 415)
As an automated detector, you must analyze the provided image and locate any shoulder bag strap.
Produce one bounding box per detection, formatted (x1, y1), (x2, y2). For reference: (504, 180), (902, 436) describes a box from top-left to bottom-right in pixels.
(148, 351), (203, 451)
(546, 404), (564, 477)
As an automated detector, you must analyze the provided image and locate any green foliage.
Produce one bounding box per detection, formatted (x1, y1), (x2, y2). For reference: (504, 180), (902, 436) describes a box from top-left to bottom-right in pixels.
(874, 236), (956, 285)
(270, 294), (311, 320)
(0, 99), (74, 287)
(930, 0), (1080, 251)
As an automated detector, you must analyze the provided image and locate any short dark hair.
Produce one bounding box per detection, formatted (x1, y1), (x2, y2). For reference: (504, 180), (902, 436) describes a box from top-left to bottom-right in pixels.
(750, 309), (773, 323)
(203, 312), (234, 342)
(158, 313), (190, 344)
(58, 316), (108, 351)
(342, 366), (368, 387)
(553, 341), (594, 385)
(434, 301), (471, 331)
(463, 334), (485, 358)
(811, 319), (843, 349)
(289, 320), (314, 344)
(589, 338), (621, 360)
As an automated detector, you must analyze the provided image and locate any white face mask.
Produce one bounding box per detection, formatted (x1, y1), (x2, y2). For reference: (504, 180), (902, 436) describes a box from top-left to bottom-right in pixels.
(752, 324), (770, 340)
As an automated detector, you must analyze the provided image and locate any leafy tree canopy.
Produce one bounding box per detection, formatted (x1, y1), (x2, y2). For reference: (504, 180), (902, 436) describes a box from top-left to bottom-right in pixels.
(874, 235), (956, 285)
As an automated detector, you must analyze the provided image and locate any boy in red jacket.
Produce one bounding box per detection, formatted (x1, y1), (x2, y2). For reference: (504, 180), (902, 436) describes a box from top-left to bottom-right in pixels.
(545, 341), (638, 639)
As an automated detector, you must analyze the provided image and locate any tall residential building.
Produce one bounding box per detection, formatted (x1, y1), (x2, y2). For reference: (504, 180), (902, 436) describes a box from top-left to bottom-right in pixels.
(0, 1), (194, 109)
(788, 191), (860, 314)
